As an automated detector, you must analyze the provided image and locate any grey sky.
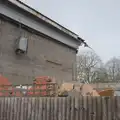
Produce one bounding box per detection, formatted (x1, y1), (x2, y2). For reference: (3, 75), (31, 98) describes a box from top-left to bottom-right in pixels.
(22, 0), (120, 62)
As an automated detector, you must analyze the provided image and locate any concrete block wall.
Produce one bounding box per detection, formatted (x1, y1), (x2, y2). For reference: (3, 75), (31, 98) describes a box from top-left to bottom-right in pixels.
(0, 18), (76, 84)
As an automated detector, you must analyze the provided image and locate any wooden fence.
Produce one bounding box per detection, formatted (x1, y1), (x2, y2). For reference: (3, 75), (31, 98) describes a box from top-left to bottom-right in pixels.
(0, 97), (119, 120)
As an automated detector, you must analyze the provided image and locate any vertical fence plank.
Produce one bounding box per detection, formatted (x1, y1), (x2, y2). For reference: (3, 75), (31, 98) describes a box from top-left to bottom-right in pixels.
(20, 97), (24, 120)
(85, 96), (89, 120)
(1, 97), (4, 120)
(54, 97), (58, 120)
(24, 97), (27, 120)
(6, 97), (9, 120)
(74, 97), (78, 120)
(70, 97), (75, 120)
(26, 97), (31, 120)
(91, 97), (96, 120)
(13, 97), (17, 120)
(35, 97), (39, 120)
(46, 97), (50, 120)
(10, 97), (13, 120)
(115, 96), (120, 120)
(97, 97), (102, 120)
(53, 98), (55, 120)
(91, 97), (94, 120)
(28, 97), (32, 120)
(32, 97), (35, 120)
(42, 97), (46, 120)
(70, 97), (73, 120)
(107, 97), (112, 120)
(16, 98), (20, 120)
(106, 97), (109, 120)
(66, 97), (70, 120)
(77, 97), (80, 120)
(0, 98), (2, 120)
(111, 96), (115, 120)
(37, 97), (42, 120)
(42, 98), (44, 120)
(51, 98), (54, 120)
(58, 98), (62, 120)
(22, 97), (26, 120)
(62, 98), (65, 120)
(83, 96), (87, 120)
(88, 96), (93, 120)
(102, 97), (107, 120)
(79, 96), (83, 120)
(12, 97), (15, 120)
(64, 97), (67, 120)
(34, 97), (37, 120)
(2, 97), (5, 120)
(45, 98), (47, 120)
(26, 97), (29, 120)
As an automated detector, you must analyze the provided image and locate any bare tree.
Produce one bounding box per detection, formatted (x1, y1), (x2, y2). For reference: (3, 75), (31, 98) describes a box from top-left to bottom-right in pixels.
(105, 57), (120, 82)
(91, 67), (108, 83)
(76, 51), (102, 83)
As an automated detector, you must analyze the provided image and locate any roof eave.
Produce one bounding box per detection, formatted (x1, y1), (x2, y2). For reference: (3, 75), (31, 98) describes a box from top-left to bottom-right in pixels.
(8, 0), (80, 41)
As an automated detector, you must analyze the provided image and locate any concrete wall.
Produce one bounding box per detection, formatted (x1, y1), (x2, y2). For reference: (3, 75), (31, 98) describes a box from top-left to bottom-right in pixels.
(0, 18), (76, 84)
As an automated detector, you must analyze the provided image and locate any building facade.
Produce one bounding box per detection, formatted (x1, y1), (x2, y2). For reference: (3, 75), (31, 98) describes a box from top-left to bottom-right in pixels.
(0, 0), (84, 84)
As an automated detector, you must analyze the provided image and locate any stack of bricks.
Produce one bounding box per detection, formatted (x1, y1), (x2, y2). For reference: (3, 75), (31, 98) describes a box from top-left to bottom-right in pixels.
(0, 75), (22, 96)
(28, 76), (56, 96)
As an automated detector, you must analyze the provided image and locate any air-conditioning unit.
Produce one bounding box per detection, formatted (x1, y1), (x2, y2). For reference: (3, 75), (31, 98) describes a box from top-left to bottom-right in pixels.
(15, 37), (28, 55)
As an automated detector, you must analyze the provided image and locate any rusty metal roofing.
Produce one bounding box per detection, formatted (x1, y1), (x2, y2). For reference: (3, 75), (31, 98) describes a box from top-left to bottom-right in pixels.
(8, 0), (80, 40)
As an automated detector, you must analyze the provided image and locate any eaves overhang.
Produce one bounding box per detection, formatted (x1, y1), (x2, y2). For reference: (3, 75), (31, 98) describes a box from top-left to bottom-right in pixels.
(0, 0), (84, 50)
